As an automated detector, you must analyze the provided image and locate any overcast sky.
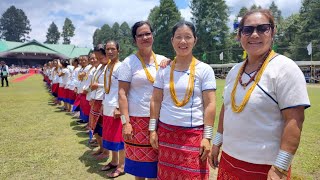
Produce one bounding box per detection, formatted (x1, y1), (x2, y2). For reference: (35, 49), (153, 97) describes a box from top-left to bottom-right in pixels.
(0, 0), (302, 48)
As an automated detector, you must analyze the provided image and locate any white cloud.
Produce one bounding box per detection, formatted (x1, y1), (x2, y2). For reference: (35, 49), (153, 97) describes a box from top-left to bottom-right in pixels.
(0, 0), (301, 48)
(180, 6), (192, 21)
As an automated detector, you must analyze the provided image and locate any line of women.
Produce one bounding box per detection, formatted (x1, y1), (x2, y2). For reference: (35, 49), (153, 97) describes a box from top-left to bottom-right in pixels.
(41, 8), (310, 180)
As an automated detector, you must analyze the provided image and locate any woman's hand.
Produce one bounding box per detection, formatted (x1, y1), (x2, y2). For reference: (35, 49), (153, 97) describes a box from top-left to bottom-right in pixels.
(209, 144), (221, 169)
(90, 83), (98, 91)
(89, 100), (94, 106)
(122, 123), (133, 140)
(159, 58), (172, 68)
(199, 138), (211, 162)
(267, 166), (287, 180)
(150, 131), (159, 149)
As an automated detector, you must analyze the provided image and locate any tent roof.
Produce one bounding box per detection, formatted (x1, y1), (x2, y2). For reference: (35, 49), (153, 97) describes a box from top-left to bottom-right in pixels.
(0, 39), (90, 59)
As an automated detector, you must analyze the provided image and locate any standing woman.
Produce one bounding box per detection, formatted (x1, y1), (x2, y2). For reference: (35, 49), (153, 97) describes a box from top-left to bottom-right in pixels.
(66, 58), (79, 112)
(118, 21), (167, 179)
(101, 41), (125, 178)
(77, 55), (92, 123)
(209, 9), (310, 180)
(88, 45), (109, 159)
(51, 59), (60, 105)
(150, 21), (216, 180)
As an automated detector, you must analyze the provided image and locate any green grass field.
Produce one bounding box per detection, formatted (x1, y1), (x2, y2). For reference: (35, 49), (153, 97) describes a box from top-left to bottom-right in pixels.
(0, 75), (319, 179)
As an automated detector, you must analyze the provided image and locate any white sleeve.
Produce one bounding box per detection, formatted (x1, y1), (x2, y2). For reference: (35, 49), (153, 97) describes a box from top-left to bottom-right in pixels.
(153, 67), (165, 89)
(118, 59), (132, 83)
(201, 64), (216, 91)
(275, 60), (310, 110)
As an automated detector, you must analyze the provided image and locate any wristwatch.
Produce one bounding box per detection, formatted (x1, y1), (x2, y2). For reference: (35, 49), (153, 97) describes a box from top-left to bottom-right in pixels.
(273, 165), (288, 176)
(121, 115), (129, 125)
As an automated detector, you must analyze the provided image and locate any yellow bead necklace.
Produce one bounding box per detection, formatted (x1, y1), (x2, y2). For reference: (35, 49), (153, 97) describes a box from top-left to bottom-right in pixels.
(231, 50), (276, 113)
(104, 61), (117, 94)
(169, 56), (196, 107)
(136, 51), (158, 83)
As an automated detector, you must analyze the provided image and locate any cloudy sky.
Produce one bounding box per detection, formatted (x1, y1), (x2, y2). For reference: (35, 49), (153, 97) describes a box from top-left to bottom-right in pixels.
(0, 0), (302, 48)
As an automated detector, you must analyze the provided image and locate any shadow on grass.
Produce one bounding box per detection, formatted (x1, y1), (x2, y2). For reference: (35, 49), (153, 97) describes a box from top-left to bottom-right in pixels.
(76, 131), (89, 138)
(78, 150), (110, 178)
(70, 123), (87, 131)
(79, 139), (92, 148)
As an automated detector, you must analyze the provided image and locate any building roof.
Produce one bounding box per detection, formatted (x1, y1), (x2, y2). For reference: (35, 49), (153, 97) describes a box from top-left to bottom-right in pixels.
(0, 39), (90, 59)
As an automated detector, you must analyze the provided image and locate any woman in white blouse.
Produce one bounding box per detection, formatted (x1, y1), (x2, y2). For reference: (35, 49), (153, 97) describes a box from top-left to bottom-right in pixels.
(149, 21), (216, 180)
(118, 21), (167, 180)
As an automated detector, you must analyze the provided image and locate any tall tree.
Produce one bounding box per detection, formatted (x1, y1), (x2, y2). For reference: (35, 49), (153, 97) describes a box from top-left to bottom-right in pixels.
(148, 6), (160, 28)
(0, 6), (31, 42)
(92, 28), (101, 46)
(290, 0), (320, 61)
(269, 1), (282, 24)
(119, 22), (135, 60)
(191, 0), (230, 63)
(268, 1), (283, 52)
(148, 0), (181, 58)
(250, 4), (261, 10)
(61, 18), (75, 44)
(277, 14), (300, 56)
(44, 22), (60, 44)
(98, 24), (112, 43)
(111, 22), (120, 41)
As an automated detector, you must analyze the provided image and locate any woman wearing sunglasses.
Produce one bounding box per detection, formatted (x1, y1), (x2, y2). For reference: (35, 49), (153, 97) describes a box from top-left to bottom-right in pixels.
(210, 9), (310, 180)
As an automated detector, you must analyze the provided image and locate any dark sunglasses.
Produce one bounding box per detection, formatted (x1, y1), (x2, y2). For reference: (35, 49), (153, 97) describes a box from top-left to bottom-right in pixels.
(240, 24), (273, 36)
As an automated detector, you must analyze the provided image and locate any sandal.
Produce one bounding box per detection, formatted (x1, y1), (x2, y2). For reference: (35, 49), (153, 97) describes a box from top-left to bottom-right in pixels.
(101, 163), (118, 171)
(106, 169), (125, 178)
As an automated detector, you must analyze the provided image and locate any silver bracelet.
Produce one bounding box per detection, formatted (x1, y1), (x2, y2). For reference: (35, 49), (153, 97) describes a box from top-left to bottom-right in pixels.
(212, 132), (223, 146)
(203, 125), (213, 139)
(274, 150), (294, 171)
(148, 118), (157, 131)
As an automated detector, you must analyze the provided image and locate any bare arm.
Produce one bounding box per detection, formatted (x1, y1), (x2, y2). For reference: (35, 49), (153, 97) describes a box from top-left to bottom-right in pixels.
(118, 81), (130, 123)
(216, 104), (224, 134)
(202, 90), (216, 127)
(267, 106), (305, 179)
(150, 88), (163, 120)
(209, 104), (224, 168)
(280, 106), (305, 154)
(200, 90), (216, 161)
(149, 88), (164, 149)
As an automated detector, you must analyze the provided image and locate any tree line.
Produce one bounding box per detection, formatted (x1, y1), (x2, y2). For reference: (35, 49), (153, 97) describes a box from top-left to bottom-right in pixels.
(0, 0), (319, 63)
(0, 6), (75, 45)
(93, 0), (320, 63)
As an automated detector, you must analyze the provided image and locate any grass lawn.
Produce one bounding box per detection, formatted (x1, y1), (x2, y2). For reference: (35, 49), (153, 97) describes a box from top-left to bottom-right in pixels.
(0, 75), (319, 179)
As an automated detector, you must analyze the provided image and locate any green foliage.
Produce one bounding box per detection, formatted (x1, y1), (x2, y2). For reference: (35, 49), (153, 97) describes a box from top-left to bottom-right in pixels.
(111, 22), (120, 41)
(149, 0), (182, 58)
(250, 4), (262, 10)
(92, 29), (100, 46)
(191, 0), (230, 63)
(290, 0), (320, 61)
(92, 21), (135, 60)
(97, 24), (111, 44)
(119, 22), (135, 60)
(44, 22), (60, 44)
(269, 1), (282, 24)
(61, 18), (75, 44)
(0, 5), (31, 42)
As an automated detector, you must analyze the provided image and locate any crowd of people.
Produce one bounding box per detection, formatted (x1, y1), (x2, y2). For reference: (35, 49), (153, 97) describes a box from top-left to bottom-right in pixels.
(41, 9), (310, 180)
